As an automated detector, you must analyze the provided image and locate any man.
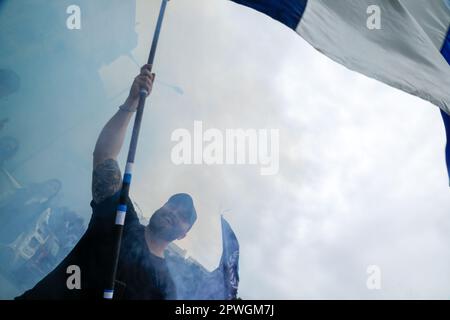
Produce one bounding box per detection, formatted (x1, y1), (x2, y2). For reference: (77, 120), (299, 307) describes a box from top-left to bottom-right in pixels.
(16, 65), (197, 299)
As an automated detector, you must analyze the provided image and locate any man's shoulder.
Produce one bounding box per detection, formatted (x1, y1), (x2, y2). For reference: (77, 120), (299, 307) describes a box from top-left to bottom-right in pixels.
(90, 192), (138, 217)
(88, 192), (142, 237)
(92, 158), (122, 204)
(90, 190), (120, 210)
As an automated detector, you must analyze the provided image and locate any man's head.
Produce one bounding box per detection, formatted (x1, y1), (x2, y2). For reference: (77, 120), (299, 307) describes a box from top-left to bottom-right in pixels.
(148, 193), (197, 242)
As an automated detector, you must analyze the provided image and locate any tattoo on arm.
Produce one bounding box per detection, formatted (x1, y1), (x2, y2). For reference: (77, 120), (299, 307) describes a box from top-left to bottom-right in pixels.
(92, 159), (122, 203)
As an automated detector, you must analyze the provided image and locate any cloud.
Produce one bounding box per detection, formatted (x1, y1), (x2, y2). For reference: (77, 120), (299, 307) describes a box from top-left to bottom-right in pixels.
(120, 0), (450, 299)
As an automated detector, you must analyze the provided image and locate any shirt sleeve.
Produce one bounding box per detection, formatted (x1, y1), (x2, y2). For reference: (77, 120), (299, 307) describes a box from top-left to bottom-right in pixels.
(88, 192), (141, 239)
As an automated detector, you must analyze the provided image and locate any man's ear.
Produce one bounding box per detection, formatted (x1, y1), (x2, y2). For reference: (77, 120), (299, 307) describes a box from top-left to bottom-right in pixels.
(177, 233), (187, 241)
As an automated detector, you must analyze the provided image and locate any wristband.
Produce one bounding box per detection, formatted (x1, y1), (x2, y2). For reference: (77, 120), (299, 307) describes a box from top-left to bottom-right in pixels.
(119, 103), (136, 113)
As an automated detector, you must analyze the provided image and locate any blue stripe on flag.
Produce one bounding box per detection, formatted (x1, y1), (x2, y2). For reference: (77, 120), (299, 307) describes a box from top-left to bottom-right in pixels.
(233, 0), (450, 186)
(441, 26), (450, 64)
(230, 0), (308, 30)
(441, 26), (450, 185)
(440, 110), (450, 185)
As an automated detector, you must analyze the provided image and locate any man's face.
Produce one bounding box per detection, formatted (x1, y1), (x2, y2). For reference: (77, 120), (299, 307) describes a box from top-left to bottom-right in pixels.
(148, 207), (192, 242)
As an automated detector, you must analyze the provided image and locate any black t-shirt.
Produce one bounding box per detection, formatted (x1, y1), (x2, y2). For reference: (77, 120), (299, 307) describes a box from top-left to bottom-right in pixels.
(16, 193), (176, 300)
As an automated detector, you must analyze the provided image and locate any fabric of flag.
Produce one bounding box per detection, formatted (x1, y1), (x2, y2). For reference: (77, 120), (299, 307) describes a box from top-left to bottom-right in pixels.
(231, 0), (450, 183)
(218, 215), (240, 300)
(166, 216), (239, 300)
(439, 3), (450, 184)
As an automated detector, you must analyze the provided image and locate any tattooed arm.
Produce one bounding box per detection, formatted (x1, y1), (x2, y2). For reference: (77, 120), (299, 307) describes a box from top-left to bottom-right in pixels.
(92, 64), (155, 203)
(91, 159), (122, 203)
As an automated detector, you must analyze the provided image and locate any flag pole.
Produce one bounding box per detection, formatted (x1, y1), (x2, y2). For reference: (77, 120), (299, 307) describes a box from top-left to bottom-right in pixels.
(103, 0), (170, 300)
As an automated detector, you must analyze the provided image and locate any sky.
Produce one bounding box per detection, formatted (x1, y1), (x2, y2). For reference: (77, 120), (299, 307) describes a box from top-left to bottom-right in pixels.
(1, 0), (450, 299)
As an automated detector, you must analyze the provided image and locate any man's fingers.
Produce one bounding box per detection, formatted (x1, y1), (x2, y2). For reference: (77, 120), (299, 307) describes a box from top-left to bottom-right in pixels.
(137, 75), (154, 88)
(140, 64), (152, 73)
(137, 78), (150, 88)
(136, 77), (153, 95)
(140, 70), (156, 87)
(138, 74), (155, 84)
(134, 68), (155, 96)
(144, 78), (153, 92)
(141, 69), (152, 77)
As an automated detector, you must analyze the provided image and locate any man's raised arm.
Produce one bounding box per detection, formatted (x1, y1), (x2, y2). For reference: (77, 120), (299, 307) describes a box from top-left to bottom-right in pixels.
(92, 65), (155, 203)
